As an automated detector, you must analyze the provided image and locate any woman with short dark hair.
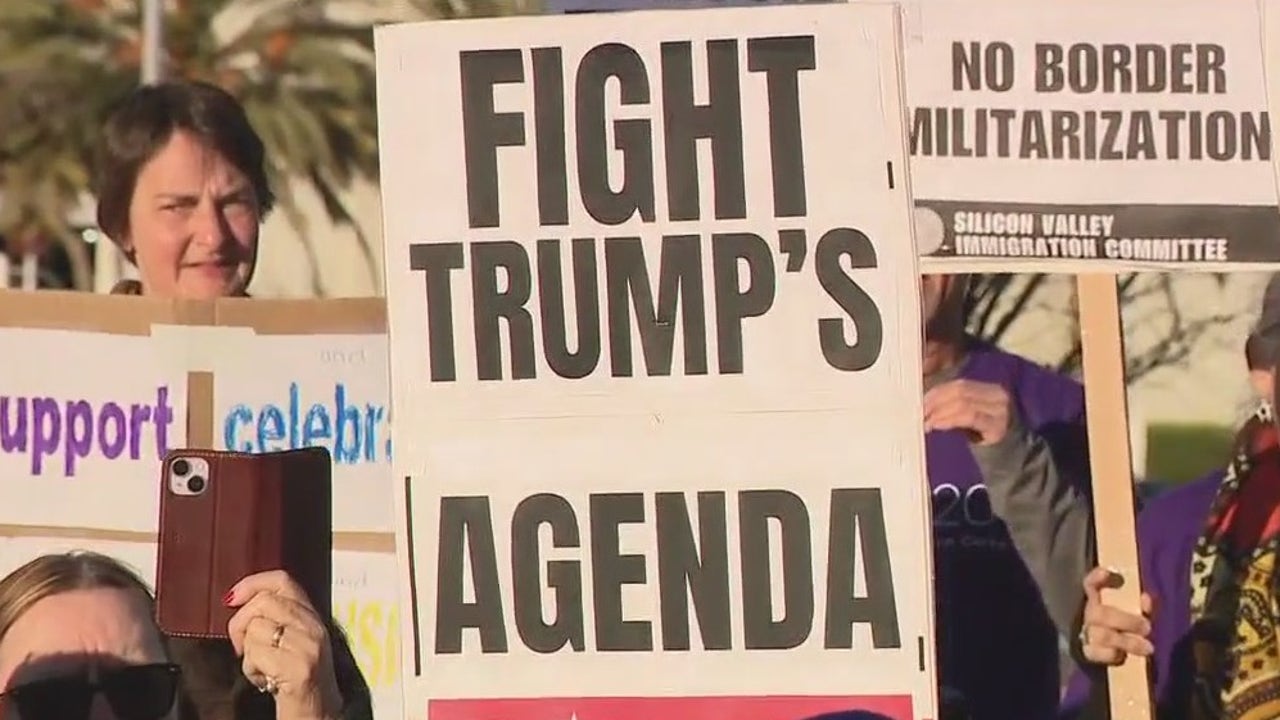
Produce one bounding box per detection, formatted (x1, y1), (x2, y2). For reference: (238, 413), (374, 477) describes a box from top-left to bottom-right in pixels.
(95, 80), (274, 298)
(92, 80), (372, 720)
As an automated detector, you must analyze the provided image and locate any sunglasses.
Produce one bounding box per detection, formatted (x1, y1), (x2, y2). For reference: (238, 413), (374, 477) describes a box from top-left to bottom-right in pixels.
(0, 663), (180, 720)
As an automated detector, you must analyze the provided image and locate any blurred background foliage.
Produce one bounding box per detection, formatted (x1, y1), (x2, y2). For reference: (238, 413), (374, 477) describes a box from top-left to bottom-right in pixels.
(0, 0), (536, 292)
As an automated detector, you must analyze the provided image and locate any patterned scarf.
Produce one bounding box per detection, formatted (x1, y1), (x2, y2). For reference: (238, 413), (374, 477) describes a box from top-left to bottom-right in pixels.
(1189, 401), (1280, 720)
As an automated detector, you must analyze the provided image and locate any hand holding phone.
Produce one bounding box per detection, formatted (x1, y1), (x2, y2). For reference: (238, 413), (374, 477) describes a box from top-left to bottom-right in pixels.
(155, 448), (333, 639)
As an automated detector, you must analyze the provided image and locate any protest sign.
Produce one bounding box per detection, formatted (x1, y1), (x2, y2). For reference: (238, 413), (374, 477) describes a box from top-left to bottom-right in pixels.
(0, 292), (189, 532)
(891, 0), (1278, 270)
(376, 4), (934, 720)
(0, 291), (402, 720)
(207, 299), (393, 537)
(201, 299), (404, 719)
(544, 0), (1280, 269)
(888, 2), (1278, 714)
(547, 0), (1275, 716)
(0, 292), (391, 538)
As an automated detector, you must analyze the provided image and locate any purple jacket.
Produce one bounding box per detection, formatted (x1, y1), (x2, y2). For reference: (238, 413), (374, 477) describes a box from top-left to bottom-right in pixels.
(1057, 473), (1222, 719)
(929, 342), (1089, 720)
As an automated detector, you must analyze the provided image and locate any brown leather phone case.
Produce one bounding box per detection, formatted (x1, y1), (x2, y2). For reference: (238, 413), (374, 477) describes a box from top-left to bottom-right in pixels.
(155, 447), (333, 639)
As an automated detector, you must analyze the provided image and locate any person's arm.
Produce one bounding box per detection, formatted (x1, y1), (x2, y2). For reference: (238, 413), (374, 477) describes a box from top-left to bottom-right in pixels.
(972, 412), (1096, 638)
(922, 377), (1095, 637)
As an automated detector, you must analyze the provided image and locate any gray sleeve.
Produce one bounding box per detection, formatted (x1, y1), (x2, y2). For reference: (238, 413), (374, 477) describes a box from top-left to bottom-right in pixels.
(972, 417), (1095, 636)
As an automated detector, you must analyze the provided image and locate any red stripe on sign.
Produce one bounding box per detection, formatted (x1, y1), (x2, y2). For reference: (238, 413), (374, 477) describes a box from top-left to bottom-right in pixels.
(429, 695), (915, 720)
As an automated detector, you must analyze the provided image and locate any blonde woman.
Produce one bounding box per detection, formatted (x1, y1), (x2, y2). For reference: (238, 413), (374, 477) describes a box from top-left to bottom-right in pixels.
(0, 552), (181, 720)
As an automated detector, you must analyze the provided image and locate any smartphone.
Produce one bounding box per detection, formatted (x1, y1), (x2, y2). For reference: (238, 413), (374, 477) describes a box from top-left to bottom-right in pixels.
(155, 447), (333, 639)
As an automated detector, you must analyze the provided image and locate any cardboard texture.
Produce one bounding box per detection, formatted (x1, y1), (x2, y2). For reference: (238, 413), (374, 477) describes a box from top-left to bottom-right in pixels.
(0, 289), (407, 719)
(0, 289), (390, 554)
(187, 372), (215, 449)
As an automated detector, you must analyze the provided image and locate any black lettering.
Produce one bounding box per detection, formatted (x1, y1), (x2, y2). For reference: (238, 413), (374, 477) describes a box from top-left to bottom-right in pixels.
(662, 40), (747, 221)
(538, 239), (601, 379)
(952, 41), (1014, 92)
(953, 41), (981, 91)
(605, 235), (707, 377)
(739, 490), (813, 649)
(1050, 111), (1080, 159)
(824, 489), (901, 649)
(1034, 43), (1063, 92)
(1135, 44), (1166, 93)
(460, 50), (525, 229)
(747, 36), (815, 217)
(1127, 111), (1157, 159)
(712, 233), (776, 374)
(471, 242), (536, 381)
(435, 497), (507, 654)
(1101, 44), (1133, 93)
(1067, 43), (1098, 93)
(1021, 110), (1048, 158)
(532, 48), (569, 226)
(1170, 44), (1192, 93)
(1200, 44), (1226, 93)
(911, 107), (933, 155)
(815, 228), (882, 371)
(986, 42), (1015, 91)
(409, 243), (465, 382)
(590, 493), (653, 651)
(990, 108), (1016, 155)
(1243, 111), (1270, 161)
(1159, 109), (1186, 159)
(1206, 110), (1236, 161)
(656, 492), (731, 651)
(1100, 111), (1123, 160)
(576, 43), (656, 225)
(512, 493), (585, 653)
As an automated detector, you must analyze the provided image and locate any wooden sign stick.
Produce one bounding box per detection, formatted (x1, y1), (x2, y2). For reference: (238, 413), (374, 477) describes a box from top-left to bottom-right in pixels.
(186, 371), (215, 450)
(1076, 272), (1153, 720)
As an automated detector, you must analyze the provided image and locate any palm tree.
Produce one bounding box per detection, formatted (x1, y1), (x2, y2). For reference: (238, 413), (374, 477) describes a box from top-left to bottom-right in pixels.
(0, 0), (380, 295)
(0, 3), (134, 290)
(410, 0), (542, 17)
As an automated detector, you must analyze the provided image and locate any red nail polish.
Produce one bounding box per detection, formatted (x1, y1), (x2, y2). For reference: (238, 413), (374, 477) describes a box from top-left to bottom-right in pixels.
(222, 590), (235, 606)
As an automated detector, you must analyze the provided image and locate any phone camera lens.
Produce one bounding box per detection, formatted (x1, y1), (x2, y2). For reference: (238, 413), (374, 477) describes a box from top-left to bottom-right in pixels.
(187, 476), (205, 493)
(172, 459), (190, 476)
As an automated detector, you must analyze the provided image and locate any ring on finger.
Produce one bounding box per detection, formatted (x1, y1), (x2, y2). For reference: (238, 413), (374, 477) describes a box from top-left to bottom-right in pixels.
(271, 623), (285, 649)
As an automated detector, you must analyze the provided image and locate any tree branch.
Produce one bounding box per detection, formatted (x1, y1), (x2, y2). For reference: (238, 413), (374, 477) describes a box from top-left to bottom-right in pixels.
(968, 272), (1239, 385)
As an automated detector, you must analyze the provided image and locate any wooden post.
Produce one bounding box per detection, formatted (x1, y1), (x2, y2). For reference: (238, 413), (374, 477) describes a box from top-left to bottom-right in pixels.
(1076, 272), (1153, 720)
(186, 371), (215, 450)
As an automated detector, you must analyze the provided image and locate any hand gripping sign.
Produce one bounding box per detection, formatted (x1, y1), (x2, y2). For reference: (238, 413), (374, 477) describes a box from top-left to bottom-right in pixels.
(542, 0), (1280, 718)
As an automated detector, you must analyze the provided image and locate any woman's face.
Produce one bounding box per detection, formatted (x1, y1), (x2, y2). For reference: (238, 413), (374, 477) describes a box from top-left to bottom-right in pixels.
(124, 130), (260, 299)
(0, 587), (175, 720)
